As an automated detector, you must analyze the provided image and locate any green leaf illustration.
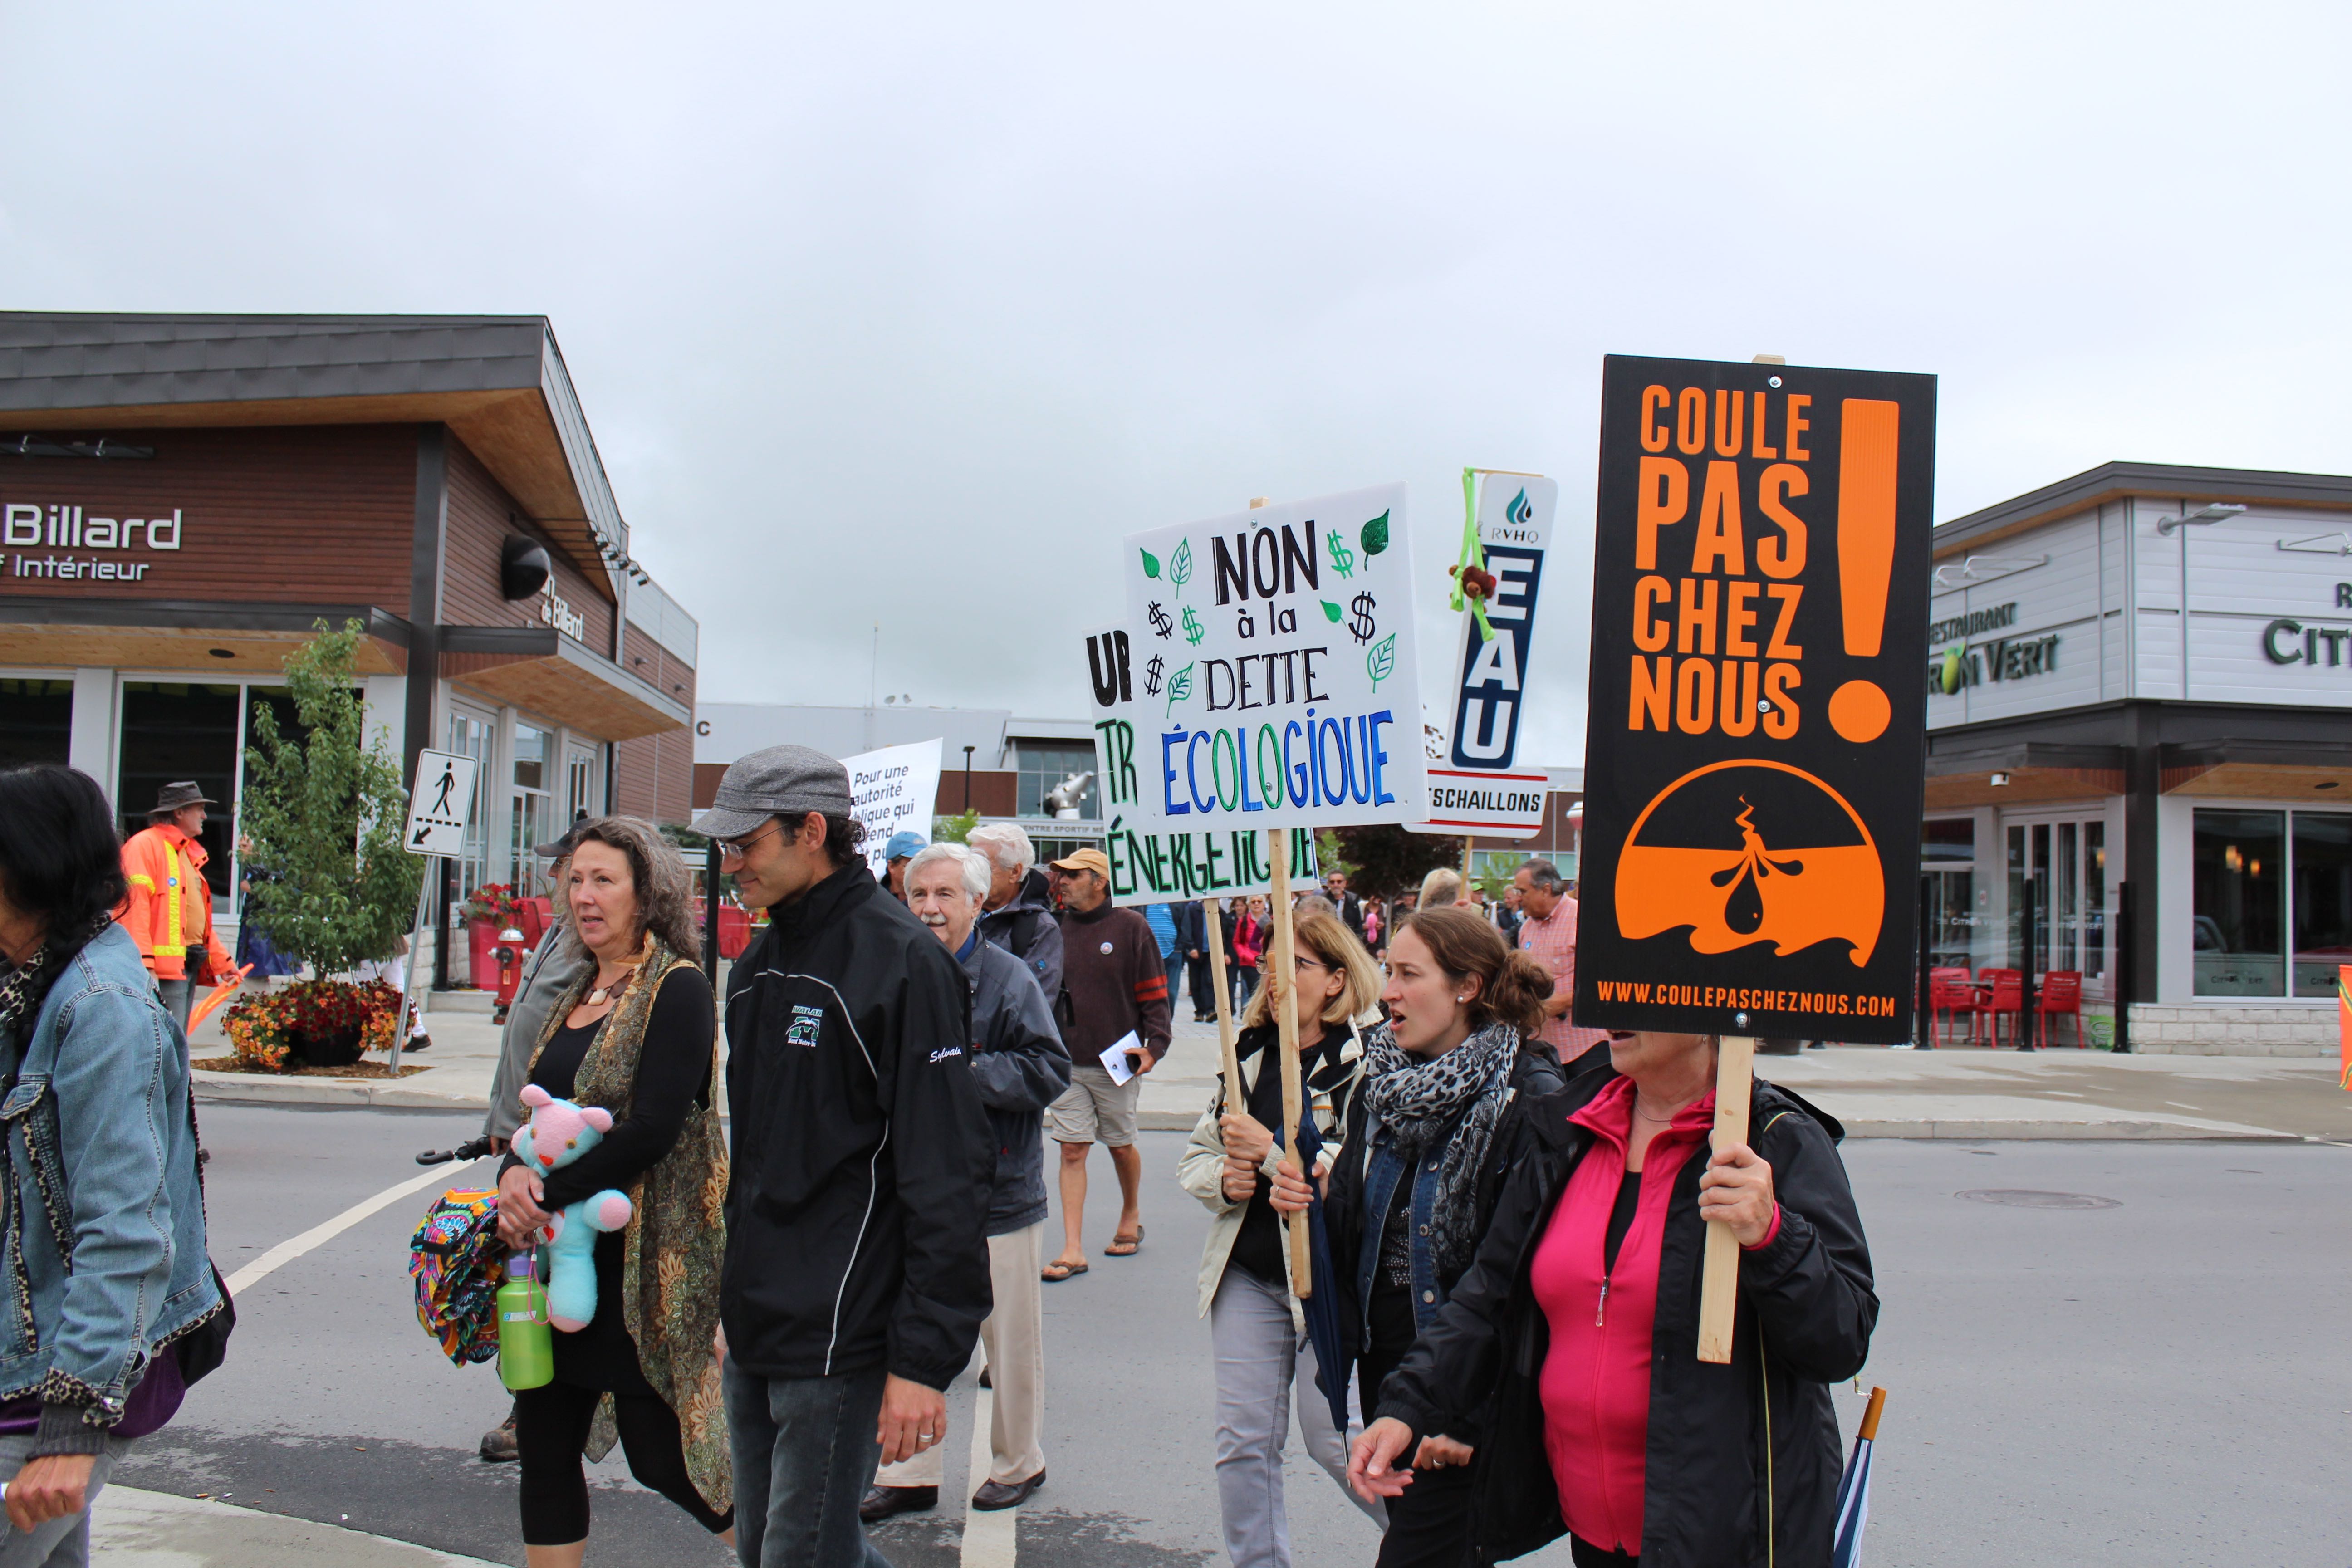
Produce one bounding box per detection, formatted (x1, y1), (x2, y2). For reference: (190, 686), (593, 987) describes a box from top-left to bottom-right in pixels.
(1171, 537), (1194, 588)
(1320, 600), (1343, 623)
(1360, 510), (1391, 558)
(1366, 632), (1397, 690)
(1166, 661), (1195, 716)
(1140, 548), (1161, 579)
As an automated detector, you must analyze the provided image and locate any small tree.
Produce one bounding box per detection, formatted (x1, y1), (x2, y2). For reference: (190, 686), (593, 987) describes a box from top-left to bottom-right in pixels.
(242, 620), (423, 976)
(932, 809), (979, 844)
(1327, 824), (1464, 900)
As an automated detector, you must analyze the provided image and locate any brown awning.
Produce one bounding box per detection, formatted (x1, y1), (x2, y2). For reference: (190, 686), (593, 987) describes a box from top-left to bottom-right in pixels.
(441, 626), (687, 742)
(1922, 740), (2124, 810)
(0, 599), (407, 674)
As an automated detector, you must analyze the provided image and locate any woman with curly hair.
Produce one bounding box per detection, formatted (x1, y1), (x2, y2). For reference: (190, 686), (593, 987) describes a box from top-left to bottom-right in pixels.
(1278, 905), (1568, 1568)
(494, 817), (732, 1567)
(1179, 910), (1389, 1568)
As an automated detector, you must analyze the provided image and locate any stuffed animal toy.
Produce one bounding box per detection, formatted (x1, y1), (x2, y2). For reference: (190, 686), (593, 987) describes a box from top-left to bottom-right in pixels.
(509, 1084), (634, 1333)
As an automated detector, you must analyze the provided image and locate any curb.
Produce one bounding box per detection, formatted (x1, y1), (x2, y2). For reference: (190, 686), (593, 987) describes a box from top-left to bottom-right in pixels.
(193, 1073), (489, 1114)
(1837, 1117), (2301, 1141)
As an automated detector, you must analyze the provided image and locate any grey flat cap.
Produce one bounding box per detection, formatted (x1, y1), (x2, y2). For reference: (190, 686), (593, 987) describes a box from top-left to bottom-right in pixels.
(691, 745), (853, 840)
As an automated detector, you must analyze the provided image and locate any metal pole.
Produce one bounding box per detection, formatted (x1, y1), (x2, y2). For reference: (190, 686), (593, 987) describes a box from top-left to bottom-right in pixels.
(704, 838), (722, 990)
(2112, 880), (2133, 1053)
(1916, 873), (1936, 1049)
(963, 745), (975, 810)
(390, 863), (435, 1078)
(2019, 874), (2039, 1051)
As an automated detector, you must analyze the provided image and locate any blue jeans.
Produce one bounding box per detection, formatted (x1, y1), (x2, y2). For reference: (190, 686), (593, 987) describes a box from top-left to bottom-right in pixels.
(725, 1362), (892, 1568)
(0, 1433), (132, 1568)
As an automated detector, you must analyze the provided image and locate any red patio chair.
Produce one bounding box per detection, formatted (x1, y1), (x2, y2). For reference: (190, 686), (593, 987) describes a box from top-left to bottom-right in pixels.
(1973, 969), (2023, 1047)
(1928, 967), (1974, 1046)
(2036, 970), (2083, 1047)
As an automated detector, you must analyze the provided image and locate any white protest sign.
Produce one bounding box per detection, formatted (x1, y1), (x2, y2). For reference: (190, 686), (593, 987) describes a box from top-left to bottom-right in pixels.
(1119, 483), (1426, 833)
(1408, 473), (1561, 840)
(402, 749), (479, 859)
(1083, 625), (1318, 905)
(844, 738), (943, 878)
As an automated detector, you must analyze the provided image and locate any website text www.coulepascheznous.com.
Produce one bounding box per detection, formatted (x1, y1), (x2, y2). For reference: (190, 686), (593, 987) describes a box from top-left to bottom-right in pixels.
(1590, 980), (1902, 1018)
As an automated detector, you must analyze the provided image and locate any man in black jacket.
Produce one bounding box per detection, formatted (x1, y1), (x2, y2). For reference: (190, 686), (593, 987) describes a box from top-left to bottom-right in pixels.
(697, 745), (995, 1568)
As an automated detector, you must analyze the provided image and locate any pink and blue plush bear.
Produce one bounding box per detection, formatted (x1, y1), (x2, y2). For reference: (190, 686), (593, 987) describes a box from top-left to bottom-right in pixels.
(510, 1084), (634, 1332)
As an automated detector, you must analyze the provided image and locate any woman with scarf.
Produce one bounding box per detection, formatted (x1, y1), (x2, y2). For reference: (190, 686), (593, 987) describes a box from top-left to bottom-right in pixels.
(1179, 911), (1387, 1568)
(494, 817), (731, 1567)
(0, 766), (222, 1566)
(1276, 905), (1566, 1568)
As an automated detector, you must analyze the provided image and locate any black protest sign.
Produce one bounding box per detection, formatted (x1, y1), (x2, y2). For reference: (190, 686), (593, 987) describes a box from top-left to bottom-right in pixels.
(1573, 355), (1936, 1043)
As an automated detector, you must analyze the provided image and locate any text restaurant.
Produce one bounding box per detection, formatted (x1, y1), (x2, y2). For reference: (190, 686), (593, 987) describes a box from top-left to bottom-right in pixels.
(1922, 460), (2352, 1053)
(0, 312), (698, 984)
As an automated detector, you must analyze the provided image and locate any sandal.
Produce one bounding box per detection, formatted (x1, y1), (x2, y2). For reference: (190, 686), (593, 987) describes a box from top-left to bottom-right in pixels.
(1041, 1259), (1089, 1282)
(1104, 1225), (1145, 1257)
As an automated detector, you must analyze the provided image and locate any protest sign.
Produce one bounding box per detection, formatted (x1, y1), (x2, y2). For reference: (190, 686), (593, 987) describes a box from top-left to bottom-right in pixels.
(1573, 356), (1936, 1045)
(1408, 470), (1561, 839)
(1083, 625), (1318, 905)
(843, 738), (942, 878)
(1120, 483), (1427, 834)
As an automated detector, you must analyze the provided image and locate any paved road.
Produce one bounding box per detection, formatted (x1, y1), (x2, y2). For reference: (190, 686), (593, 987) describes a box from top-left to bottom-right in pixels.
(123, 1103), (2352, 1567)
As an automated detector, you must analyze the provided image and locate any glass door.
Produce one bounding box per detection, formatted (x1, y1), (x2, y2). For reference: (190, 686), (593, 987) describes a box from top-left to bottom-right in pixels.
(445, 708), (495, 905)
(510, 723), (550, 889)
(2004, 810), (2113, 995)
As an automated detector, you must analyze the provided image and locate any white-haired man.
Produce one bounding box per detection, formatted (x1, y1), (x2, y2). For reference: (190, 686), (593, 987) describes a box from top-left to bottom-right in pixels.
(864, 844), (1071, 1522)
(970, 822), (1064, 1009)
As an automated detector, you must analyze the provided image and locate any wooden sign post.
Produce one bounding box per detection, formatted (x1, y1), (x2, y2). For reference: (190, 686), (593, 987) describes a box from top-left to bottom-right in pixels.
(1203, 899), (1242, 1104)
(1695, 1034), (1756, 1363)
(1266, 825), (1312, 1298)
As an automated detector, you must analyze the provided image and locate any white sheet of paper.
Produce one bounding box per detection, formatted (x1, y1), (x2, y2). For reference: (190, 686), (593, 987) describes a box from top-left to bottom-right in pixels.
(1099, 1031), (1142, 1085)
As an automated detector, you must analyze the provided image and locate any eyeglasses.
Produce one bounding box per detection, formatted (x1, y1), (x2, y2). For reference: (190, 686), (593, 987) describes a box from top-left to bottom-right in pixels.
(1292, 955), (1329, 974)
(717, 822), (784, 865)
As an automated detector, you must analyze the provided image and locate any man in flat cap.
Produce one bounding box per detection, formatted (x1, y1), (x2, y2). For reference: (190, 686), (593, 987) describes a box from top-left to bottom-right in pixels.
(118, 781), (221, 1031)
(697, 745), (992, 1567)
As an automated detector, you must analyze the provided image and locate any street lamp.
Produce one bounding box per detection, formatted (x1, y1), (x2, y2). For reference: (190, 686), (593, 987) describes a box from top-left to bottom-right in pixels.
(2156, 502), (2248, 535)
(963, 745), (976, 810)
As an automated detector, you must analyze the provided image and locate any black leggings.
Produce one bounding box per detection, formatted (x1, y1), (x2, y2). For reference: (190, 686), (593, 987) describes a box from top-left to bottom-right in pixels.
(1570, 1537), (1637, 1567)
(514, 1379), (732, 1544)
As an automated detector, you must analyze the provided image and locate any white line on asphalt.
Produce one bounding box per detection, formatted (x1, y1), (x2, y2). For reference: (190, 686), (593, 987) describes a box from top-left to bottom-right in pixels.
(960, 1384), (1017, 1568)
(225, 1161), (485, 1297)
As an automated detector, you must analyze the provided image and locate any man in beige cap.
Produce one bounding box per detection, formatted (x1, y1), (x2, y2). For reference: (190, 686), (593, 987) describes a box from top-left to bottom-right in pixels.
(1041, 848), (1169, 1281)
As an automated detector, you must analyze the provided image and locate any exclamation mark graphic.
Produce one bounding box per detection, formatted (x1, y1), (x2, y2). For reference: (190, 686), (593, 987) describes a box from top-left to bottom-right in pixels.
(1826, 398), (1901, 743)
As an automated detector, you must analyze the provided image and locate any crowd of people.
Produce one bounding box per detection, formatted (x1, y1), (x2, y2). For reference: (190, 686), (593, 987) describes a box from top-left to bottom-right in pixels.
(0, 750), (1878, 1568)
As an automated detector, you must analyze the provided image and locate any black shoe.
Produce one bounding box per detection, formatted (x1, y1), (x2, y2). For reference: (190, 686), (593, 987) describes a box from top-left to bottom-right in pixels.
(978, 1365), (992, 1389)
(972, 1470), (1044, 1511)
(860, 1485), (937, 1523)
(480, 1411), (519, 1463)
(405, 1034), (431, 1053)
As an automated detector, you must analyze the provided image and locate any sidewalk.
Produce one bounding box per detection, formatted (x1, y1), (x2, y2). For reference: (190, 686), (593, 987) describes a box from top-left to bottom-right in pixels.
(93, 1485), (501, 1567)
(1133, 1017), (2351, 1142)
(190, 984), (2352, 1143)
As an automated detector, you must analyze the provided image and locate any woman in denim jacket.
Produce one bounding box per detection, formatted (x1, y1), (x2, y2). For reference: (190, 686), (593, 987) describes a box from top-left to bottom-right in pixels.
(0, 766), (221, 1567)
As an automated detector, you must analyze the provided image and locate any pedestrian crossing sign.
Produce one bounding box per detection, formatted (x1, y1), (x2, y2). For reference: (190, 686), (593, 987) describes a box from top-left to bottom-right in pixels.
(403, 750), (479, 860)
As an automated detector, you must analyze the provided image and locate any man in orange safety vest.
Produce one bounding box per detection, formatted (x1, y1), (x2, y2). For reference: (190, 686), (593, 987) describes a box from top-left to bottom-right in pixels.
(119, 780), (221, 1031)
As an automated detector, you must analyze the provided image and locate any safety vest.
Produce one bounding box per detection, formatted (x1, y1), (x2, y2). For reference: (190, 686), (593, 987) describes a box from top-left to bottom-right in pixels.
(121, 825), (213, 981)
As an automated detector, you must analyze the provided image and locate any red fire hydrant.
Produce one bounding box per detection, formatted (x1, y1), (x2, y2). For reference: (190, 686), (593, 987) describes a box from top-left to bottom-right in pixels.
(490, 926), (527, 1022)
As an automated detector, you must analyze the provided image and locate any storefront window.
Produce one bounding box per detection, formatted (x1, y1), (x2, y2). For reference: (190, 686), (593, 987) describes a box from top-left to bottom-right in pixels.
(2193, 809), (2284, 996)
(511, 723), (549, 890)
(2082, 822), (2107, 981)
(446, 711), (494, 904)
(1016, 743), (1098, 818)
(119, 681), (241, 908)
(1921, 818), (1976, 969)
(0, 680), (73, 769)
(2290, 812), (2352, 997)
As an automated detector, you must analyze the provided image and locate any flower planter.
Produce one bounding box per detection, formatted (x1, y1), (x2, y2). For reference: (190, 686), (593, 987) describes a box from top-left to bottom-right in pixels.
(290, 1025), (365, 1068)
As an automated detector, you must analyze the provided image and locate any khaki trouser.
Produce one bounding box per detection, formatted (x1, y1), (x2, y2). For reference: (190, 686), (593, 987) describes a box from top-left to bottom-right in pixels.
(874, 1223), (1047, 1489)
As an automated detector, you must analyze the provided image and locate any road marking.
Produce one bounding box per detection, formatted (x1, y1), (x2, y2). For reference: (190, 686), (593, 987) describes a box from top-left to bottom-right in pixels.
(2165, 1102), (2201, 1111)
(961, 1384), (1018, 1568)
(225, 1161), (483, 1296)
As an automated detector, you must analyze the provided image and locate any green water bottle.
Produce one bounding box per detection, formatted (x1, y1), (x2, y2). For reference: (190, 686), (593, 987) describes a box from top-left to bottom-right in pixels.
(497, 1250), (553, 1391)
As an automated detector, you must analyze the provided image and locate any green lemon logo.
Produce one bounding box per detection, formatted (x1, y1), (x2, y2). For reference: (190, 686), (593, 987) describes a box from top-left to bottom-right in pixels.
(1939, 645), (1964, 695)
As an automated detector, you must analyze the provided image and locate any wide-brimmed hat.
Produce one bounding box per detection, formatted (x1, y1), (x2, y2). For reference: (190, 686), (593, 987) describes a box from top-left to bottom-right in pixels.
(150, 781), (217, 816)
(691, 745), (853, 841)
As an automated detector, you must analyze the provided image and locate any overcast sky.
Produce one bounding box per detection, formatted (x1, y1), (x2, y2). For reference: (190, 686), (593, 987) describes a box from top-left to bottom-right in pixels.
(5, 2), (2348, 764)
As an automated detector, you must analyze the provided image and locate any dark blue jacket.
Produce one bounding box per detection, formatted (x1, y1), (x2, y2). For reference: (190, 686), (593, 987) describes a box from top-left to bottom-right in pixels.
(956, 931), (1071, 1235)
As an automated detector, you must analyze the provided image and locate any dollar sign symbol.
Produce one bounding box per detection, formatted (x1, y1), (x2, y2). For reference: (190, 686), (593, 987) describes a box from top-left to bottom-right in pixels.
(1348, 592), (1378, 646)
(1147, 600), (1174, 639)
(1143, 654), (1165, 696)
(1181, 605), (1205, 646)
(1327, 528), (1356, 580)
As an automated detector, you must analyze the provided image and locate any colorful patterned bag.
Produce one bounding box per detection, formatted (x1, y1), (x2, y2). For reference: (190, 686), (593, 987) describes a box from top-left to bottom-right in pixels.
(408, 1187), (502, 1367)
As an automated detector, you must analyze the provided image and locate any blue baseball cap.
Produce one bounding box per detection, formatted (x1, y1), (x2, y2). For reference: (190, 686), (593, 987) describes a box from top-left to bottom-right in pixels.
(885, 830), (928, 862)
